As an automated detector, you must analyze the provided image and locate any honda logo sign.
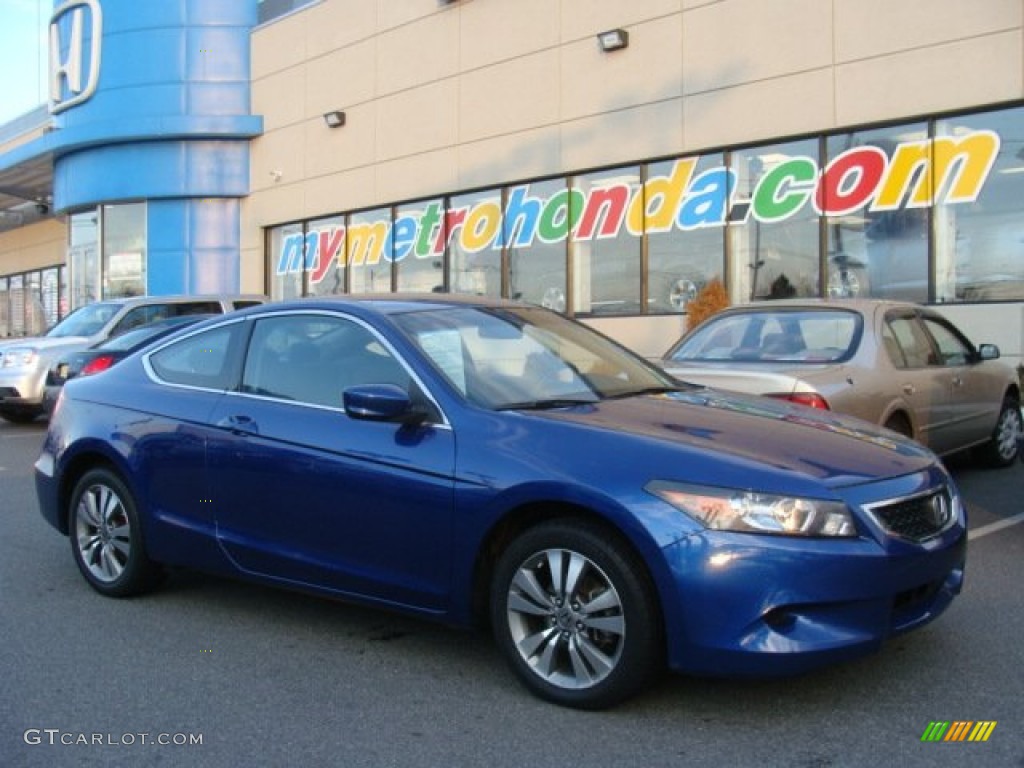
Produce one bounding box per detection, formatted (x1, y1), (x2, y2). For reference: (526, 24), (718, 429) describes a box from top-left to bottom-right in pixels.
(49, 0), (102, 114)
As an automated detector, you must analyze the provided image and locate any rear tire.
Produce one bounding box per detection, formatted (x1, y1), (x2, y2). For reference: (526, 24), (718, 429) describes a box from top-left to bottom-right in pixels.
(69, 468), (163, 597)
(489, 520), (662, 709)
(976, 397), (1022, 468)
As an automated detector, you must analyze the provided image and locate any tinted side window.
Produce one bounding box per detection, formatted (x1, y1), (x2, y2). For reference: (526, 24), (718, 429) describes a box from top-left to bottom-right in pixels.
(241, 314), (410, 408)
(885, 315), (936, 368)
(149, 324), (242, 389)
(921, 317), (973, 367)
(171, 301), (223, 316)
(111, 306), (168, 335)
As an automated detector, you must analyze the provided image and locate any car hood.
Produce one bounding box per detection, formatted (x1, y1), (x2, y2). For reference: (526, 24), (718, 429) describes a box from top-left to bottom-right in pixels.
(0, 335), (89, 351)
(522, 389), (933, 489)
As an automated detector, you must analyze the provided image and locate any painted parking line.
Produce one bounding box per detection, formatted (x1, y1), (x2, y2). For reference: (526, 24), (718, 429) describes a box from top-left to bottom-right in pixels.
(969, 512), (1024, 541)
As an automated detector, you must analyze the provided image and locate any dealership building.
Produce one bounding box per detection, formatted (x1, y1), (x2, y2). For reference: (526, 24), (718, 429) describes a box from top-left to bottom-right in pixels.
(1, 0), (1023, 364)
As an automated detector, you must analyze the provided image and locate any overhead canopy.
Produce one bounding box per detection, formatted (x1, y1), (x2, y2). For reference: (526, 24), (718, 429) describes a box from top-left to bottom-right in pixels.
(0, 106), (55, 233)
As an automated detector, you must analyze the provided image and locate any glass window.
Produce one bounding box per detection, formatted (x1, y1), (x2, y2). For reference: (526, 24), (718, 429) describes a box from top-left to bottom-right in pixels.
(23, 271), (46, 335)
(149, 323), (242, 389)
(9, 275), (24, 336)
(885, 314), (935, 368)
(69, 211), (100, 310)
(508, 179), (568, 312)
(41, 267), (60, 329)
(268, 223), (305, 301)
(669, 309), (860, 363)
(396, 200), (445, 294)
(448, 192), (501, 298)
(732, 139), (821, 301)
(647, 155), (726, 314)
(921, 315), (973, 366)
(935, 107), (1024, 302)
(348, 208), (392, 294)
(102, 203), (146, 299)
(394, 305), (673, 409)
(0, 277), (7, 337)
(306, 216), (346, 297)
(241, 314), (409, 407)
(827, 124), (929, 303)
(572, 167), (642, 316)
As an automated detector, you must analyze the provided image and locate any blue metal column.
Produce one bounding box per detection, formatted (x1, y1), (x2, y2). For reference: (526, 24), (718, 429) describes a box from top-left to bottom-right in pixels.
(48, 0), (262, 295)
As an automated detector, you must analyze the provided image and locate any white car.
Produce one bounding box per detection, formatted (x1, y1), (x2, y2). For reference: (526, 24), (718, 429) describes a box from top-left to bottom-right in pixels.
(0, 294), (264, 423)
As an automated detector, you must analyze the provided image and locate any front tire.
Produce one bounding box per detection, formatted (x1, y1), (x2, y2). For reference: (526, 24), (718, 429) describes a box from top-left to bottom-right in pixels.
(490, 520), (662, 709)
(0, 407), (40, 424)
(977, 397), (1022, 468)
(69, 468), (163, 597)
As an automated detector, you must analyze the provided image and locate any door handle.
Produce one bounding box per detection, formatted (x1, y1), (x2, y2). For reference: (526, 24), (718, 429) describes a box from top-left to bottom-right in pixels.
(951, 376), (963, 388)
(902, 384), (915, 395)
(216, 414), (259, 435)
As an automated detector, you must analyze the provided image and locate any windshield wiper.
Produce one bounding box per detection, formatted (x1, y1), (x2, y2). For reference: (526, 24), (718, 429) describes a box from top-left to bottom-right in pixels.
(604, 385), (689, 400)
(495, 398), (598, 411)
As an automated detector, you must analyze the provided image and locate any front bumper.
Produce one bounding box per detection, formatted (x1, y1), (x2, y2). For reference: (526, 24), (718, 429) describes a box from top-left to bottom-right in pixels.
(657, 470), (967, 678)
(0, 365), (46, 407)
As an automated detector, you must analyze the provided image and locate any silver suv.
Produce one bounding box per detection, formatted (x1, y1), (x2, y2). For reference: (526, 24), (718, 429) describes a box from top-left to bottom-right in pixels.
(0, 294), (265, 423)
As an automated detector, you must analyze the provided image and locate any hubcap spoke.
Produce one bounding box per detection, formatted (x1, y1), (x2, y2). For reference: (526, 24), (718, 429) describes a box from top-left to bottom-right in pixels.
(575, 634), (616, 677)
(75, 483), (131, 584)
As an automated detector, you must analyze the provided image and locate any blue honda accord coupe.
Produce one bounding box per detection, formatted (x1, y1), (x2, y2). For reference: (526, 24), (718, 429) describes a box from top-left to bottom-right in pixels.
(35, 296), (966, 708)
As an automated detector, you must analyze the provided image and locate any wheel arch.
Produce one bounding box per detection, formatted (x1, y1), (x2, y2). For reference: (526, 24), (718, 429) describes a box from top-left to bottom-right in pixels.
(880, 404), (915, 439)
(55, 445), (132, 535)
(469, 499), (668, 646)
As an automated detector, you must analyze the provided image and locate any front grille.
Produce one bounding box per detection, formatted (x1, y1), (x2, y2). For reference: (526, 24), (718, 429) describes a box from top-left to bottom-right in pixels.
(866, 488), (955, 542)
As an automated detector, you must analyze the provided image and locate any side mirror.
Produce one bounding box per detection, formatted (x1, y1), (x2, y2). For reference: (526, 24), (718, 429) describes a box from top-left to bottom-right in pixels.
(343, 384), (424, 424)
(977, 343), (1000, 361)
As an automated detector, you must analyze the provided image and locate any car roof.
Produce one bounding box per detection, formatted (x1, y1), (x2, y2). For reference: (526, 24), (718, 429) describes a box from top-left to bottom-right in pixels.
(243, 293), (528, 316)
(94, 293), (267, 308)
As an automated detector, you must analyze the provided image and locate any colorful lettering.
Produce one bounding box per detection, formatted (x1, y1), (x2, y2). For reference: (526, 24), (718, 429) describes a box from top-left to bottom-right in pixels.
(274, 130), (1001, 280)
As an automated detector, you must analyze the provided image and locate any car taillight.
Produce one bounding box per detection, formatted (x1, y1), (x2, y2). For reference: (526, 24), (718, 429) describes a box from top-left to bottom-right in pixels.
(766, 392), (831, 410)
(80, 355), (116, 376)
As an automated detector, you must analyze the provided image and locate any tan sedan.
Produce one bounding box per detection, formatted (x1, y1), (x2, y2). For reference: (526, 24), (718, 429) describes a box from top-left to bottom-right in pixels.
(659, 299), (1022, 466)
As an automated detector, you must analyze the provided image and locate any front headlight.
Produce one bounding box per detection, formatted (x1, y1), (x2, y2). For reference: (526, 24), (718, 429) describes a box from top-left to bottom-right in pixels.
(646, 480), (857, 537)
(1, 347), (39, 368)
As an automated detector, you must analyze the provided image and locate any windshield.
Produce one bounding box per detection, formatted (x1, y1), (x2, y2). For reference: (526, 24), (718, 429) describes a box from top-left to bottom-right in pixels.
(393, 305), (679, 409)
(668, 309), (861, 363)
(46, 303), (120, 339)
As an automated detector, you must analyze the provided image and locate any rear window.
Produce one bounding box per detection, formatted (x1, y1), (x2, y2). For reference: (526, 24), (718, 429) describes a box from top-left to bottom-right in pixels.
(670, 309), (861, 363)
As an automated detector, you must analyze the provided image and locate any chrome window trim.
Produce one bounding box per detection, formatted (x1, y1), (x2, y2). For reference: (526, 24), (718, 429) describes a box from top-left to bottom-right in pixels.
(141, 316), (248, 395)
(143, 309), (451, 428)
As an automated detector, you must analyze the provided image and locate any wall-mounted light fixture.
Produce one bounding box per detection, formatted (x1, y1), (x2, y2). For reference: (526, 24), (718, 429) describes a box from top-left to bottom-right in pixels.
(323, 110), (346, 128)
(597, 29), (629, 53)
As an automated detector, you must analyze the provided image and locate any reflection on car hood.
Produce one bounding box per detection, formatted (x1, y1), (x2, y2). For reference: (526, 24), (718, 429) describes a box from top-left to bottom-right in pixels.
(528, 389), (933, 487)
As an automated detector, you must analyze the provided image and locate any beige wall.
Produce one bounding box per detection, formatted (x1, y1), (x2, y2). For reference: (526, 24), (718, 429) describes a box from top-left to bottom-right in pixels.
(246, 0), (1023, 231)
(243, 0), (1024, 347)
(0, 220), (66, 274)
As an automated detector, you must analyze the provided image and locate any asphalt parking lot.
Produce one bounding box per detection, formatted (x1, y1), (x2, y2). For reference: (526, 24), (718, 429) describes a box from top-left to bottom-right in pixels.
(1, 418), (1021, 768)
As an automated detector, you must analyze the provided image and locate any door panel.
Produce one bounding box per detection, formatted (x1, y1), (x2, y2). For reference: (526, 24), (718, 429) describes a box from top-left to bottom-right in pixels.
(207, 313), (456, 610)
(884, 313), (952, 451)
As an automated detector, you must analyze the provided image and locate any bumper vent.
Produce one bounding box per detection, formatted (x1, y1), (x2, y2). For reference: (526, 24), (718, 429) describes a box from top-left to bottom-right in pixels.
(866, 488), (955, 542)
